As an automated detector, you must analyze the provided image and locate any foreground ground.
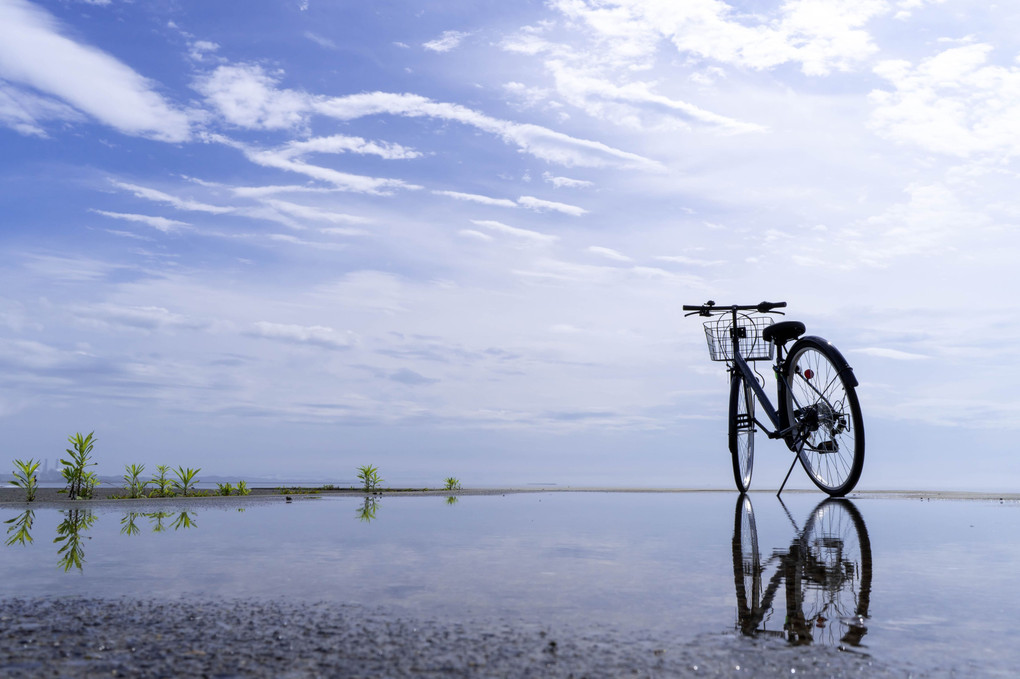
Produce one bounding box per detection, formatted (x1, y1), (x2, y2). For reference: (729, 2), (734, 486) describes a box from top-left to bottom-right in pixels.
(0, 597), (937, 678)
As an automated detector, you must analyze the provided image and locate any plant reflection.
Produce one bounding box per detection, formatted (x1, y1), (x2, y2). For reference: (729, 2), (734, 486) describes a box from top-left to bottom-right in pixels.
(445, 495), (459, 505)
(4, 509), (35, 546)
(357, 496), (380, 522)
(732, 495), (872, 649)
(55, 509), (97, 572)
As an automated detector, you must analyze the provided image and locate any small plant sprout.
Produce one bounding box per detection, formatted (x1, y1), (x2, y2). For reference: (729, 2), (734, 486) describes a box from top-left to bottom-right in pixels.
(151, 465), (173, 497)
(171, 466), (200, 496)
(216, 482), (234, 496)
(61, 432), (98, 500)
(123, 464), (148, 499)
(357, 464), (383, 492)
(10, 459), (40, 502)
(444, 477), (462, 492)
(236, 480), (250, 496)
(357, 496), (380, 522)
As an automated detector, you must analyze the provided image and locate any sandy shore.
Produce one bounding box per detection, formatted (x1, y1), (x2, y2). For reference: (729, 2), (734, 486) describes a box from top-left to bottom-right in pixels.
(0, 597), (934, 679)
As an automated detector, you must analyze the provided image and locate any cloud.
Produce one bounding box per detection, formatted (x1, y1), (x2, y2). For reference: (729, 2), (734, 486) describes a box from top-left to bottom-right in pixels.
(77, 304), (206, 332)
(208, 134), (421, 194)
(423, 30), (470, 53)
(517, 195), (587, 216)
(250, 322), (355, 350)
(543, 173), (593, 189)
(853, 347), (930, 360)
(312, 91), (662, 169)
(90, 210), (191, 233)
(869, 44), (1020, 157)
(279, 134), (422, 160)
(434, 191), (518, 208)
(0, 83), (84, 137)
(587, 246), (633, 262)
(389, 368), (439, 385)
(550, 0), (886, 76)
(0, 0), (190, 141)
(194, 64), (310, 130)
(471, 219), (558, 243)
(111, 181), (233, 214)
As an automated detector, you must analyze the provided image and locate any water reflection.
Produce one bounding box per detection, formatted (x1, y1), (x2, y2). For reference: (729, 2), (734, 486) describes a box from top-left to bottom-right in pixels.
(356, 496), (380, 522)
(6, 509), (197, 571)
(4, 509), (34, 546)
(732, 495), (872, 649)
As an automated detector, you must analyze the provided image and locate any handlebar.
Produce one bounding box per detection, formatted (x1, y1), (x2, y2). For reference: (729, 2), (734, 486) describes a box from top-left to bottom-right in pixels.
(683, 301), (786, 317)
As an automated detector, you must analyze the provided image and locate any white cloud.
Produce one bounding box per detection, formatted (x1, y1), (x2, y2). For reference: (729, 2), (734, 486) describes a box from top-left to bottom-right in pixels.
(869, 44), (1020, 157)
(251, 321), (355, 350)
(471, 219), (558, 243)
(313, 91), (662, 169)
(551, 0), (887, 76)
(0, 83), (86, 137)
(587, 246), (633, 262)
(111, 181), (233, 214)
(434, 191), (518, 208)
(0, 0), (190, 141)
(280, 134), (422, 160)
(853, 347), (930, 360)
(209, 134), (421, 194)
(517, 195), (587, 216)
(542, 172), (593, 189)
(194, 64), (310, 130)
(423, 30), (470, 53)
(90, 210), (191, 233)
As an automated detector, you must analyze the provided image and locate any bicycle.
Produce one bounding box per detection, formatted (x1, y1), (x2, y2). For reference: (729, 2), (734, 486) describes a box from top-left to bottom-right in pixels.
(683, 301), (864, 496)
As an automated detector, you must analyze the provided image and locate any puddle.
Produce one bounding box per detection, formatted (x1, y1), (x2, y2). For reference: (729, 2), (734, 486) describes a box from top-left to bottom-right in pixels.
(2, 491), (1018, 675)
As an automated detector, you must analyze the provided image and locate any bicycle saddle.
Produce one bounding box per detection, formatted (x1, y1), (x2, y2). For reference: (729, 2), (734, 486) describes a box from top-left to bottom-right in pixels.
(762, 321), (805, 345)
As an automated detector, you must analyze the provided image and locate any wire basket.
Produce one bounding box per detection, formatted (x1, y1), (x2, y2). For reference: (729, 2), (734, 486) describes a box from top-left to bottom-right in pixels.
(703, 314), (775, 362)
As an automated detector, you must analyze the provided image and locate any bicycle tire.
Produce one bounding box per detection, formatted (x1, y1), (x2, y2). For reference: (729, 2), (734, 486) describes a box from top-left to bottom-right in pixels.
(728, 374), (755, 492)
(784, 337), (865, 496)
(731, 494), (761, 637)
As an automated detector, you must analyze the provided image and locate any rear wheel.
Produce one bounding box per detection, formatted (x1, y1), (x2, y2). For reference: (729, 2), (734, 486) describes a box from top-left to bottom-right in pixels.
(729, 374), (755, 492)
(785, 338), (865, 496)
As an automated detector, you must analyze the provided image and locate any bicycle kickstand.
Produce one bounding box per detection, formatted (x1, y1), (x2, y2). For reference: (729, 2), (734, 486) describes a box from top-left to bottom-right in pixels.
(777, 455), (799, 498)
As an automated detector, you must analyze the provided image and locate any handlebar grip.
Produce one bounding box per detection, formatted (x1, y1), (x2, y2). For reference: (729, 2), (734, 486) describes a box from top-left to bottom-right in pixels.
(757, 301), (787, 312)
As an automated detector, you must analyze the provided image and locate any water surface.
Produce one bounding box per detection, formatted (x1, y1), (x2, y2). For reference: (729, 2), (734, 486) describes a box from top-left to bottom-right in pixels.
(2, 491), (1017, 676)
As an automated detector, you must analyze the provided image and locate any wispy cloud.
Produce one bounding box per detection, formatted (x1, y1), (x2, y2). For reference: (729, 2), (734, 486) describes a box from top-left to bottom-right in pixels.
(250, 321), (355, 350)
(90, 210), (190, 233)
(434, 190), (518, 208)
(587, 246), (632, 262)
(853, 347), (930, 360)
(423, 30), (470, 53)
(471, 219), (558, 243)
(518, 195), (587, 216)
(0, 0), (190, 140)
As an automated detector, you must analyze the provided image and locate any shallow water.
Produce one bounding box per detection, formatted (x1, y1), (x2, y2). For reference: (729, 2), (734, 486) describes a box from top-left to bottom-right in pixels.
(2, 491), (1018, 675)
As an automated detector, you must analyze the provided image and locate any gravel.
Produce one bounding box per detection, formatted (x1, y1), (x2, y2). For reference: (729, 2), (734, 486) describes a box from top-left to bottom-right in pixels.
(0, 597), (937, 678)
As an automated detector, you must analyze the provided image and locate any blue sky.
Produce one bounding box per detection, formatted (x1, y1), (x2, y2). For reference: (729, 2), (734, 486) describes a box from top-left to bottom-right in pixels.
(1, 0), (1018, 490)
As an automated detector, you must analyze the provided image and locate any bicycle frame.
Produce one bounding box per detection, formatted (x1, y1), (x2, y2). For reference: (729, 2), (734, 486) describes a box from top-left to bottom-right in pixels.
(725, 307), (795, 441)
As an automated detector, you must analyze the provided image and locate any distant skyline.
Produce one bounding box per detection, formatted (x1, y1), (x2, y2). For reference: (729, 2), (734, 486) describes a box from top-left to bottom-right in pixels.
(2, 0), (1019, 491)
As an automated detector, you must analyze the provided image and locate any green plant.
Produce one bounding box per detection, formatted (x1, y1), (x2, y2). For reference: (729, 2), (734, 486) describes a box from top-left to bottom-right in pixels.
(146, 511), (172, 533)
(357, 464), (383, 492)
(61, 432), (98, 500)
(216, 482), (234, 496)
(4, 510), (34, 546)
(10, 458), (40, 502)
(443, 476), (462, 491)
(236, 480), (250, 496)
(150, 465), (174, 497)
(171, 466), (200, 496)
(123, 463), (148, 499)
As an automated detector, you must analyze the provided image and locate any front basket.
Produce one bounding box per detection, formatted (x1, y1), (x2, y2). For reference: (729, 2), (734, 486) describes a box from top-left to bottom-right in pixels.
(703, 315), (774, 362)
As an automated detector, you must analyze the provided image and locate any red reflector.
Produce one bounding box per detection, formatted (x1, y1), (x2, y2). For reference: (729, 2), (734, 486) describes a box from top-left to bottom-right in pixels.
(804, 369), (814, 380)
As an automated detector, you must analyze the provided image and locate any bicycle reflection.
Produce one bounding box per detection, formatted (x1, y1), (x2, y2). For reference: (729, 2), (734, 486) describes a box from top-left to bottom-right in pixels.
(732, 495), (872, 649)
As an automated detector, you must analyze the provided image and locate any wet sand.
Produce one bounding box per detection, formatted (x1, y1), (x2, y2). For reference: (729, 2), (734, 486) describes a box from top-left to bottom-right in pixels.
(0, 597), (932, 678)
